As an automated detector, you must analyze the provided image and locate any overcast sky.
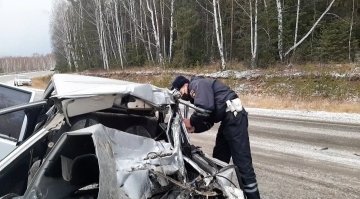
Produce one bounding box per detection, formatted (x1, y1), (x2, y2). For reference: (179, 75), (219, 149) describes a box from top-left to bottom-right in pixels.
(0, 0), (53, 57)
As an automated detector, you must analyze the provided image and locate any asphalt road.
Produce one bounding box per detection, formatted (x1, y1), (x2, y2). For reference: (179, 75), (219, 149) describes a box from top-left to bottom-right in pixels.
(190, 114), (360, 199)
(0, 71), (53, 100)
(0, 71), (53, 85)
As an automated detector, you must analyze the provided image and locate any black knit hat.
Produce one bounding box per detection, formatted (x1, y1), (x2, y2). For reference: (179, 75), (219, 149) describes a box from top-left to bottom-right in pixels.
(171, 75), (190, 90)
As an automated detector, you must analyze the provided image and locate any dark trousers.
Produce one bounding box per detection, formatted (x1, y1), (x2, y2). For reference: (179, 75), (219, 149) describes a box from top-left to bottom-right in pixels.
(213, 109), (260, 199)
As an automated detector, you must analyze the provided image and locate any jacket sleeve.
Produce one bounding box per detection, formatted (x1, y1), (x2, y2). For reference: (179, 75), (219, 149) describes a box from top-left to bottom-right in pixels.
(189, 79), (215, 133)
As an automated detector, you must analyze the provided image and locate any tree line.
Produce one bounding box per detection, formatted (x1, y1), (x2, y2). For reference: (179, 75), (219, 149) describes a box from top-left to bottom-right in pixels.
(51, 0), (360, 72)
(0, 54), (55, 74)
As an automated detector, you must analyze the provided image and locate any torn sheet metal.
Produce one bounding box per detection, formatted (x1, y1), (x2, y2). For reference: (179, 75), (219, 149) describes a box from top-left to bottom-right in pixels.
(170, 115), (187, 183)
(51, 74), (174, 106)
(215, 167), (245, 199)
(89, 124), (183, 199)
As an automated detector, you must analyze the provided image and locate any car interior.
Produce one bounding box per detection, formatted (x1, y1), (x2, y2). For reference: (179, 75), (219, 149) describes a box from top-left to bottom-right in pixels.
(22, 94), (170, 198)
(0, 91), (172, 199)
(25, 134), (99, 199)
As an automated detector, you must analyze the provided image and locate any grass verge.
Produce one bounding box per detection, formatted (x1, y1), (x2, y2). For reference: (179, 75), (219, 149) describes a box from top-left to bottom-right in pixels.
(31, 75), (52, 89)
(32, 64), (360, 114)
(241, 95), (360, 113)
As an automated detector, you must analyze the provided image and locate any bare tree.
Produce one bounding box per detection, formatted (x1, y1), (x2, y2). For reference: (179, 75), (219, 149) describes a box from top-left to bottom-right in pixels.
(213, 0), (226, 70)
(142, 2), (155, 63)
(349, 0), (355, 62)
(169, 0), (175, 62)
(263, 0), (271, 44)
(94, 0), (109, 70)
(146, 0), (164, 66)
(230, 0), (234, 61)
(293, 0), (300, 54)
(284, 0), (336, 57)
(160, 0), (166, 61)
(104, 2), (117, 61)
(0, 54), (55, 73)
(249, 0), (258, 68)
(120, 0), (154, 64)
(113, 0), (125, 68)
(276, 0), (284, 61)
(55, 1), (75, 71)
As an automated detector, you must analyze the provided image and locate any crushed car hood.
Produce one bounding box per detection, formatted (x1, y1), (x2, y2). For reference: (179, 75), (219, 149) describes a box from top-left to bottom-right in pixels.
(51, 74), (174, 106)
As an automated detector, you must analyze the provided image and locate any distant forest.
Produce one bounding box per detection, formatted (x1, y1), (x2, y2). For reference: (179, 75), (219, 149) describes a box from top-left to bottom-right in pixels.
(51, 0), (360, 72)
(0, 54), (55, 74)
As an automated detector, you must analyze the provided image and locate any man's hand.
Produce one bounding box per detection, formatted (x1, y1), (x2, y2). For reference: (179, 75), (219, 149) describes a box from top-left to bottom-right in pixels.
(183, 118), (195, 133)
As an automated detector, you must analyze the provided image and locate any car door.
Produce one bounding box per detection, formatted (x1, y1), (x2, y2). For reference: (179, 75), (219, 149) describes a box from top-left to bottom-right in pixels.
(0, 84), (34, 160)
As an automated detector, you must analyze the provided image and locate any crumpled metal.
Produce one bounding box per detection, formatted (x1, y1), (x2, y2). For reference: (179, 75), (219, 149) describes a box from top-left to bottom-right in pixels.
(89, 124), (182, 199)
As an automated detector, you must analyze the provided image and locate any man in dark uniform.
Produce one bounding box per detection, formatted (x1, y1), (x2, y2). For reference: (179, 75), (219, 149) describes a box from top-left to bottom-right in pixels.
(171, 75), (260, 199)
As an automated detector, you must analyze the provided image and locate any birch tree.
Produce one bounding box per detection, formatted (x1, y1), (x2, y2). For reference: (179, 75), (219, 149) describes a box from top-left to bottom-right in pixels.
(348, 0), (355, 62)
(142, 3), (155, 63)
(275, 0), (284, 61)
(213, 0), (226, 70)
(113, 0), (124, 68)
(229, 0), (234, 61)
(66, 6), (80, 71)
(293, 0), (300, 54)
(263, 0), (271, 43)
(249, 0), (258, 68)
(160, 0), (166, 60)
(284, 0), (336, 57)
(146, 0), (164, 66)
(0, 55), (55, 73)
(49, 0), (357, 70)
(94, 0), (109, 70)
(54, 1), (75, 71)
(120, 0), (153, 64)
(169, 0), (175, 62)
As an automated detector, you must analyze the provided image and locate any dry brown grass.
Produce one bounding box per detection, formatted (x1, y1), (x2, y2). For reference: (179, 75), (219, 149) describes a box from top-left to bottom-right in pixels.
(241, 95), (360, 113)
(31, 64), (360, 114)
(31, 76), (52, 89)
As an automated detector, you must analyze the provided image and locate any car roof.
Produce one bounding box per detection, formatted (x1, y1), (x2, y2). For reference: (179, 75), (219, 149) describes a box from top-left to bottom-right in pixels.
(50, 74), (174, 106)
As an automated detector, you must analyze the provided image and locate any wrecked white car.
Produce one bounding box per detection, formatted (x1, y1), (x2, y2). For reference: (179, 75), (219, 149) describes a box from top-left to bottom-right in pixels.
(0, 74), (244, 199)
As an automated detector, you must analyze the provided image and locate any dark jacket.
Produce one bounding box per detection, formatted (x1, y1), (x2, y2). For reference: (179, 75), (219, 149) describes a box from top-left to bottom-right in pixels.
(188, 76), (238, 133)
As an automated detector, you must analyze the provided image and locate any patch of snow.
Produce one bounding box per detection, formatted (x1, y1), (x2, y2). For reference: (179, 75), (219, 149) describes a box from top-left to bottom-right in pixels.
(330, 72), (346, 79)
(348, 68), (360, 80)
(247, 108), (360, 125)
(205, 70), (262, 80)
(234, 83), (254, 94)
(352, 67), (360, 73)
(291, 72), (303, 77)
